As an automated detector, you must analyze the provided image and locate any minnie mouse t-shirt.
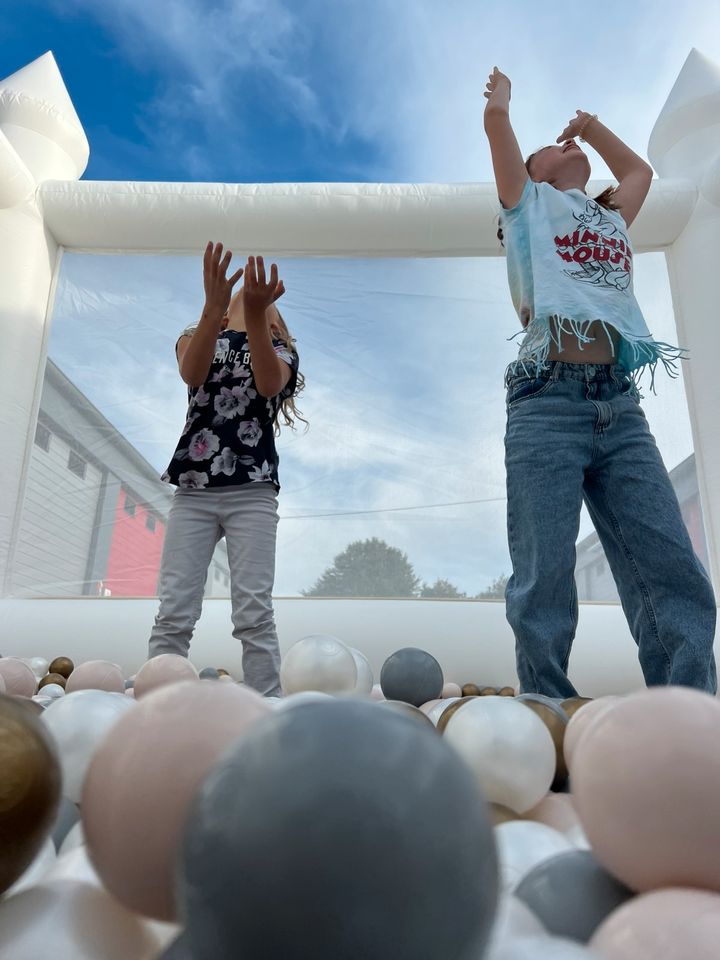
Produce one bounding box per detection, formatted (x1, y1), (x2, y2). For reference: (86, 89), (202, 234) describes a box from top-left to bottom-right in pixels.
(162, 327), (298, 491)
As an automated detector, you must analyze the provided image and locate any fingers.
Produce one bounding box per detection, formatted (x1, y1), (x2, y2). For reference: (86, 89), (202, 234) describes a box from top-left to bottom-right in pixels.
(211, 242), (224, 275)
(203, 241), (213, 275)
(256, 255), (266, 286)
(228, 266), (244, 288)
(245, 256), (256, 287)
(219, 248), (232, 279)
(271, 279), (285, 303)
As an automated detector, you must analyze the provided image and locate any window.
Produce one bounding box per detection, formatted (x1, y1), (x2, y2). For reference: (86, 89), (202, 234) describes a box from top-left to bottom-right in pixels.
(67, 450), (87, 480)
(34, 423), (51, 452)
(145, 514), (156, 533)
(123, 494), (136, 517)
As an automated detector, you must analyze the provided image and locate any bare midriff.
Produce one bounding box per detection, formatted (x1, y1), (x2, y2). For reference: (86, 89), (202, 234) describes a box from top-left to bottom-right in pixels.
(547, 320), (619, 365)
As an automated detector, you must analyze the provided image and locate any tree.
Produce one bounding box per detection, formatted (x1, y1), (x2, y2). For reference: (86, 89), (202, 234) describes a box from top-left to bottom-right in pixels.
(420, 578), (467, 599)
(475, 574), (509, 600)
(302, 538), (420, 598)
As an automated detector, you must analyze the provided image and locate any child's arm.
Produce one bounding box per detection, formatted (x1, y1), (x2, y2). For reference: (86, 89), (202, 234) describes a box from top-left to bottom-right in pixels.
(483, 67), (528, 209)
(178, 242), (243, 387)
(243, 256), (292, 399)
(557, 112), (653, 227)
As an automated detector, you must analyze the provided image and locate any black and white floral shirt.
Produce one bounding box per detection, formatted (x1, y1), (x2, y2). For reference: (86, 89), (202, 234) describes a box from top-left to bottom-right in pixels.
(162, 326), (299, 491)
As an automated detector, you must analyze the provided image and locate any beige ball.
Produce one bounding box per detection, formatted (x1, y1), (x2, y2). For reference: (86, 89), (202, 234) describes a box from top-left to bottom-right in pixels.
(65, 661), (124, 695)
(573, 687), (720, 892)
(591, 887), (720, 959)
(82, 681), (271, 921)
(134, 655), (199, 699)
(0, 658), (37, 697)
(564, 695), (620, 771)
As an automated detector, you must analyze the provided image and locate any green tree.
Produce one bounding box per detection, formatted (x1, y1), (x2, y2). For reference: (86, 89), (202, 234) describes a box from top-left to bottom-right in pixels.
(420, 578), (467, 599)
(303, 538), (420, 598)
(475, 574), (509, 600)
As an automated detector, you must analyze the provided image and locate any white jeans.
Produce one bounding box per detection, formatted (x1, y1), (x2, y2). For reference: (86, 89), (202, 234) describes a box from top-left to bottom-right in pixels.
(148, 483), (281, 696)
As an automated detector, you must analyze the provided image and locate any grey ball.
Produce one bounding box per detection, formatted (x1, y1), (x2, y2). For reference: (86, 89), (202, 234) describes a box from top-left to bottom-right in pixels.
(124, 679), (134, 690)
(198, 667), (220, 680)
(379, 647), (444, 707)
(179, 699), (498, 960)
(515, 849), (633, 943)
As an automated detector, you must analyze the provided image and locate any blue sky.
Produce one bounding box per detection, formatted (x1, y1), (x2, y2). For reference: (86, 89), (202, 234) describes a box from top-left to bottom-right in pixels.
(4, 1), (718, 595)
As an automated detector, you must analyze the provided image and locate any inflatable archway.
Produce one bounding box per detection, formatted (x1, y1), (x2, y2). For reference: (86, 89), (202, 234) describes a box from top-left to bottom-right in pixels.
(0, 49), (718, 693)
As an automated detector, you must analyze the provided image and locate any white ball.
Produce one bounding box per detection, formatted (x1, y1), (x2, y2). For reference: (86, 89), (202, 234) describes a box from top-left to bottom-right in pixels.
(444, 697), (555, 812)
(28, 657), (49, 679)
(489, 934), (603, 959)
(494, 821), (575, 893)
(486, 894), (546, 956)
(280, 635), (357, 695)
(40, 683), (65, 699)
(42, 690), (137, 803)
(350, 648), (374, 695)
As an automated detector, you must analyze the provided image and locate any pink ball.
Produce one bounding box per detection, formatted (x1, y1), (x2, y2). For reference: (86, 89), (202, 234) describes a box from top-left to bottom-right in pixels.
(524, 793), (581, 835)
(591, 887), (720, 959)
(563, 696), (619, 771)
(370, 684), (385, 701)
(441, 682), (462, 699)
(0, 673), (6, 694)
(573, 687), (720, 893)
(65, 661), (124, 695)
(0, 658), (37, 697)
(82, 680), (271, 921)
(133, 655), (199, 699)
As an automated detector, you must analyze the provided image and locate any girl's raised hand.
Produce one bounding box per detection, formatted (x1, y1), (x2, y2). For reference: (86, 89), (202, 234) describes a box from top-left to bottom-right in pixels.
(243, 256), (285, 318)
(484, 67), (511, 104)
(203, 241), (243, 317)
(556, 110), (594, 143)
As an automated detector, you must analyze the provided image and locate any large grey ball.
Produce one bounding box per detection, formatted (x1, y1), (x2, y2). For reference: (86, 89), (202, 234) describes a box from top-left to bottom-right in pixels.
(379, 647), (443, 707)
(515, 849), (633, 942)
(179, 699), (498, 960)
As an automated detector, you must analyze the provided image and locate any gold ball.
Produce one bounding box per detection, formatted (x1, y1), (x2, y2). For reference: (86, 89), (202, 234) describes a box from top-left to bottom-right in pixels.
(516, 694), (569, 789)
(216, 669), (231, 678)
(461, 683), (481, 697)
(0, 693), (61, 895)
(497, 686), (516, 697)
(38, 673), (67, 690)
(48, 657), (74, 680)
(561, 696), (593, 719)
(379, 700), (437, 730)
(436, 696), (477, 734)
(479, 687), (497, 697)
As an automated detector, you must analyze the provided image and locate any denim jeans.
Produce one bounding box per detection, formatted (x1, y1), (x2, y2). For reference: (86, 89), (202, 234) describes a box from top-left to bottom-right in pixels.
(504, 360), (717, 698)
(148, 484), (282, 696)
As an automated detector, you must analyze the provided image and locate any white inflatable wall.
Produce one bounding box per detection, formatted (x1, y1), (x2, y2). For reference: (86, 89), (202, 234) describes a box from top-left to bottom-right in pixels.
(0, 50), (718, 690)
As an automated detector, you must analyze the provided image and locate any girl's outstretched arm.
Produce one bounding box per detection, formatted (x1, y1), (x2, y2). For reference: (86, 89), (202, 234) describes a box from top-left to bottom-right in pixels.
(483, 67), (528, 209)
(243, 256), (292, 399)
(178, 242), (243, 387)
(557, 112), (653, 227)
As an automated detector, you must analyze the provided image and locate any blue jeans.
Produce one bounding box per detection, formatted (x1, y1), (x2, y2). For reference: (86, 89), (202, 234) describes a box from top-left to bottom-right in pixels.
(504, 361), (717, 698)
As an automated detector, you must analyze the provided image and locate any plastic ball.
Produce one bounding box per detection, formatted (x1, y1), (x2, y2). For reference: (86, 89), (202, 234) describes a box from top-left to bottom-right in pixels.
(280, 635), (357, 695)
(564, 696), (620, 771)
(198, 667), (220, 680)
(444, 697), (556, 813)
(486, 894), (546, 954)
(591, 887), (720, 960)
(179, 699), (499, 960)
(0, 658), (37, 697)
(48, 657), (75, 679)
(51, 795), (81, 850)
(59, 821), (85, 857)
(380, 647), (443, 706)
(442, 681), (462, 698)
(379, 699), (437, 728)
(426, 696), (460, 726)
(349, 647), (374, 695)
(495, 821), (575, 893)
(65, 660), (124, 694)
(462, 683), (481, 696)
(42, 690), (137, 803)
(436, 695), (476, 733)
(491, 935), (604, 959)
(515, 849), (633, 942)
(0, 881), (168, 960)
(134, 654), (200, 698)
(370, 683), (385, 701)
(524, 794), (582, 836)
(82, 681), (271, 920)
(28, 657), (50, 679)
(39, 672), (67, 690)
(516, 694), (569, 789)
(0, 693), (61, 895)
(39, 683), (65, 699)
(572, 687), (720, 893)
(4, 837), (57, 897)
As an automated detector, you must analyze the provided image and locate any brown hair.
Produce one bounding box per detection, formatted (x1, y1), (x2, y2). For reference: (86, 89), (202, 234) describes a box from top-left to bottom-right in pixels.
(496, 149), (618, 244)
(270, 307), (308, 436)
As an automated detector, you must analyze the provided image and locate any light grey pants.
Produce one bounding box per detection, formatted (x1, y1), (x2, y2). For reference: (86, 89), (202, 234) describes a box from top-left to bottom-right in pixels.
(148, 483), (281, 696)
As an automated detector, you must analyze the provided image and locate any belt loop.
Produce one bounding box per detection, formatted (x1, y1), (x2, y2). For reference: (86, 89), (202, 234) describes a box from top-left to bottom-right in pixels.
(551, 363), (561, 382)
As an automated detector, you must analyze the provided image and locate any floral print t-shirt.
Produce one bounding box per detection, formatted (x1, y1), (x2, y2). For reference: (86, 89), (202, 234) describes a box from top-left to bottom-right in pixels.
(162, 326), (299, 491)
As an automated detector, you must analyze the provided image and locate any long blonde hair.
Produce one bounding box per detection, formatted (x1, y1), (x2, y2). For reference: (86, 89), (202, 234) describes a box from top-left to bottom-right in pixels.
(271, 308), (307, 435)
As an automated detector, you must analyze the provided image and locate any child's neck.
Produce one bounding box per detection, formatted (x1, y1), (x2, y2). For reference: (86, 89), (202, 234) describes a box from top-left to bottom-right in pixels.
(549, 176), (587, 193)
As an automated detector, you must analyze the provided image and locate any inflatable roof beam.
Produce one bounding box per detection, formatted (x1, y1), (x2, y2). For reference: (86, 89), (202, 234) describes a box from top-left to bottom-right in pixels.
(0, 51), (88, 206)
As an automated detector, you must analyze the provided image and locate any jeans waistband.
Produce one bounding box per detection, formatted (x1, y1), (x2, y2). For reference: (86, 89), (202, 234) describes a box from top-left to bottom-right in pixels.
(505, 359), (630, 387)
